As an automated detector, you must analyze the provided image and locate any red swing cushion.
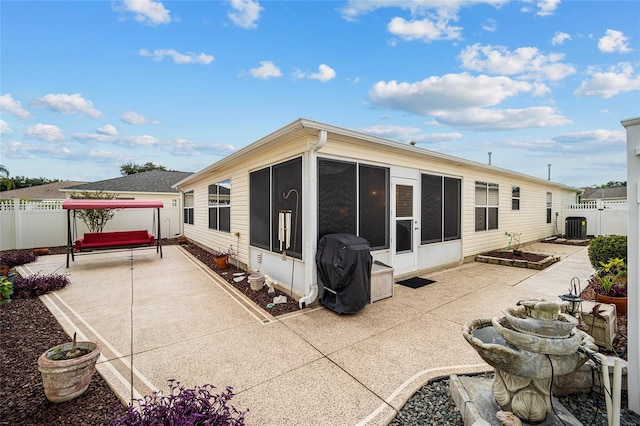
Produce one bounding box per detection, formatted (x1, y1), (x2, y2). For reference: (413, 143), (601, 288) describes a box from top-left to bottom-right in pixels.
(75, 230), (155, 251)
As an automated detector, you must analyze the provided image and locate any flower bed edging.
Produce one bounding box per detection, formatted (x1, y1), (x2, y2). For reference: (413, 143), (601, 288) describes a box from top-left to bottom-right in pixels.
(475, 253), (560, 270)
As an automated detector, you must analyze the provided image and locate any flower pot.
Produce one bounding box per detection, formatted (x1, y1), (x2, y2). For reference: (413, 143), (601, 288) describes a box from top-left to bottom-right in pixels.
(214, 255), (228, 270)
(596, 294), (627, 315)
(248, 273), (265, 291)
(38, 341), (102, 402)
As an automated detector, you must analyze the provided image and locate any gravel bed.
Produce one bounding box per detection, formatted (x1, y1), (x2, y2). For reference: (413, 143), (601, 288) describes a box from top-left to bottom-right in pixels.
(390, 375), (640, 426)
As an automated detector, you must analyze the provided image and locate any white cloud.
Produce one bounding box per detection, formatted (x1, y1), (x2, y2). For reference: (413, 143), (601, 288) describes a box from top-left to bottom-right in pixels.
(387, 16), (462, 42)
(433, 106), (571, 130)
(459, 44), (576, 81)
(0, 119), (11, 135)
(25, 123), (65, 142)
(551, 31), (571, 45)
(119, 135), (160, 147)
(120, 0), (171, 25)
(340, 1), (508, 22)
(228, 0), (263, 29)
(553, 129), (625, 146)
(0, 94), (32, 119)
(139, 48), (214, 64)
(598, 29), (632, 53)
(482, 18), (497, 32)
(97, 124), (118, 136)
(308, 64), (336, 82)
(369, 73), (571, 130)
(359, 124), (462, 144)
(574, 62), (640, 98)
(249, 61), (282, 79)
(121, 111), (156, 125)
(164, 138), (236, 156)
(536, 0), (560, 16)
(370, 73), (536, 113)
(33, 93), (102, 118)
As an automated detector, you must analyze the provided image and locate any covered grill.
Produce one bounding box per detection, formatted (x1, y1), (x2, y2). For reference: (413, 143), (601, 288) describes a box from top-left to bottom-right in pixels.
(316, 233), (372, 314)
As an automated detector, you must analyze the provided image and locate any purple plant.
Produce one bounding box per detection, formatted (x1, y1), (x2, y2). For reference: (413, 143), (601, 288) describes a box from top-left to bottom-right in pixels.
(0, 250), (37, 268)
(12, 273), (70, 298)
(109, 380), (247, 426)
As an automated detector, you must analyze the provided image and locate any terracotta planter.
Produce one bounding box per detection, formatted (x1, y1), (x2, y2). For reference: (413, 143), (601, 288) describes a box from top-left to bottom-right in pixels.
(596, 294), (627, 315)
(38, 341), (102, 402)
(214, 255), (229, 270)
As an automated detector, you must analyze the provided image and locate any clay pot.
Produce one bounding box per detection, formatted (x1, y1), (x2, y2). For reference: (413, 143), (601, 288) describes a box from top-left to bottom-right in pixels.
(214, 255), (229, 270)
(596, 294), (627, 315)
(38, 341), (102, 402)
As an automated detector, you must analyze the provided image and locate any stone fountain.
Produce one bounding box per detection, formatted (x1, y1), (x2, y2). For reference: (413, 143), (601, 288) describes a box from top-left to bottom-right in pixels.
(462, 299), (598, 423)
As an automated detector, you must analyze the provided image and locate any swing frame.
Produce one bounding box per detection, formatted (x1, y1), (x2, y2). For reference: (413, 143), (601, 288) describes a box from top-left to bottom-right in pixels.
(62, 199), (164, 268)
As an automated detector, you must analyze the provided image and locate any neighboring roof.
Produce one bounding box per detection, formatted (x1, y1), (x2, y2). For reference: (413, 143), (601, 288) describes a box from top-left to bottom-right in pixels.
(63, 170), (193, 194)
(582, 186), (627, 200)
(63, 199), (163, 209)
(175, 117), (581, 192)
(0, 181), (87, 200)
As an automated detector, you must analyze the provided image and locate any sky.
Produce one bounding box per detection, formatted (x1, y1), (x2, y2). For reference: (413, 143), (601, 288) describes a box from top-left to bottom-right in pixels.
(1, 0), (639, 188)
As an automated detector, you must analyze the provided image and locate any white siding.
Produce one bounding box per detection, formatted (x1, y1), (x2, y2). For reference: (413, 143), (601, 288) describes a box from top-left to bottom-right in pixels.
(177, 128), (580, 286)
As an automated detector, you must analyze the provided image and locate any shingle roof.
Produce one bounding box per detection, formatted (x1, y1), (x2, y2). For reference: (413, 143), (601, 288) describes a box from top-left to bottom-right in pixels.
(582, 186), (627, 200)
(0, 181), (87, 200)
(63, 170), (193, 194)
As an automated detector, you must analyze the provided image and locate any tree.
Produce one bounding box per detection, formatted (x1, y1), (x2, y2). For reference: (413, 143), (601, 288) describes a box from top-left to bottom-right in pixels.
(69, 191), (118, 233)
(4, 176), (61, 190)
(120, 162), (168, 176)
(0, 165), (13, 191)
(597, 181), (626, 188)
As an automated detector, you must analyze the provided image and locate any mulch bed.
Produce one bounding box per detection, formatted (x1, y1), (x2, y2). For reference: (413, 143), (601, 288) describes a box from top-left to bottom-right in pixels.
(181, 242), (301, 316)
(0, 298), (121, 425)
(479, 249), (549, 262)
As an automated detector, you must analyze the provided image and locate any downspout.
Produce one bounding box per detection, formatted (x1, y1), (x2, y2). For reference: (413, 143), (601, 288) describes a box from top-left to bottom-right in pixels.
(299, 129), (327, 308)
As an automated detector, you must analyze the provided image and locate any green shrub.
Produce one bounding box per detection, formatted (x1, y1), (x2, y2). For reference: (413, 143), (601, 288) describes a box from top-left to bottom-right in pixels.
(588, 235), (627, 268)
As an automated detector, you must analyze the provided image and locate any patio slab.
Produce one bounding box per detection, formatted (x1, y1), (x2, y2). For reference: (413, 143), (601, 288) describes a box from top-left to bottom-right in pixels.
(31, 242), (595, 425)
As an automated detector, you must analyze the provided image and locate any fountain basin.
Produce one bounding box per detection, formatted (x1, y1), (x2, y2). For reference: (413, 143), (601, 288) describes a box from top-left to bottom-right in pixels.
(491, 317), (582, 355)
(463, 319), (596, 380)
(503, 307), (577, 338)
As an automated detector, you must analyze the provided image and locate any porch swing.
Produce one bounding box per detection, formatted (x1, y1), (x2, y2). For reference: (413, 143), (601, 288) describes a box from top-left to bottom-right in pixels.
(62, 199), (164, 268)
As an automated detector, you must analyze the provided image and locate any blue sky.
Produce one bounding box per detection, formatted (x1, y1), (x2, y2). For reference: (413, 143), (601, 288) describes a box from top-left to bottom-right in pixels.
(1, 0), (638, 188)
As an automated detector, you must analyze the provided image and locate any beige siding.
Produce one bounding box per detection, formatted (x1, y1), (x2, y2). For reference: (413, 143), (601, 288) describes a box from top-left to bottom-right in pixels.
(180, 136), (311, 266)
(178, 128), (578, 272)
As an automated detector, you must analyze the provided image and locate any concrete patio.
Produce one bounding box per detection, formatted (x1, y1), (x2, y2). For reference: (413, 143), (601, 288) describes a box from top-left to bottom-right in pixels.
(22, 242), (594, 425)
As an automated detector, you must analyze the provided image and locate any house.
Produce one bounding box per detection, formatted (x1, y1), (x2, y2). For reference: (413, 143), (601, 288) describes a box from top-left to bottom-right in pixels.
(0, 180), (87, 201)
(174, 118), (581, 307)
(61, 170), (193, 239)
(581, 186), (627, 202)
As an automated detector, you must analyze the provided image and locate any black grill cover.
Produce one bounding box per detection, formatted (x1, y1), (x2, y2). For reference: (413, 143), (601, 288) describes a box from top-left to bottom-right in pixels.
(316, 233), (372, 314)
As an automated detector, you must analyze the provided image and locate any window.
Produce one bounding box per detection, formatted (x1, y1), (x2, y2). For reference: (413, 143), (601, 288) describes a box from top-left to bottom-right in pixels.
(475, 182), (499, 231)
(183, 191), (194, 225)
(421, 174), (461, 244)
(208, 179), (231, 232)
(249, 157), (303, 259)
(318, 159), (389, 250)
(546, 192), (552, 224)
(512, 186), (520, 210)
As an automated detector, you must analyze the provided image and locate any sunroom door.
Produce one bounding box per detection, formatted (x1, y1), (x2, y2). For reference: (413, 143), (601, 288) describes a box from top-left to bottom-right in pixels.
(392, 177), (419, 275)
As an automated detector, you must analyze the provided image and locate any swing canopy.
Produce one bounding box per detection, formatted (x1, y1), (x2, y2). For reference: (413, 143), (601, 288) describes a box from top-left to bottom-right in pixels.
(62, 199), (164, 209)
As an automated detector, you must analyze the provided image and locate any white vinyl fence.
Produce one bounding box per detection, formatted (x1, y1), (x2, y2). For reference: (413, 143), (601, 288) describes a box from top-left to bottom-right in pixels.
(0, 199), (181, 251)
(561, 200), (628, 237)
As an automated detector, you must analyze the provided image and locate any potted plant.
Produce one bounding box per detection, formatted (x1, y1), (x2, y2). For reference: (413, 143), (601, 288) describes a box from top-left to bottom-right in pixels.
(593, 257), (627, 314)
(213, 246), (234, 270)
(0, 276), (13, 305)
(0, 264), (15, 285)
(37, 332), (102, 402)
(214, 252), (229, 270)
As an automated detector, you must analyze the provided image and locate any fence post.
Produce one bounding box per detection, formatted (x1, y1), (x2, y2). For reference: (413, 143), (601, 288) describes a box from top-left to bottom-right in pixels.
(13, 198), (22, 249)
